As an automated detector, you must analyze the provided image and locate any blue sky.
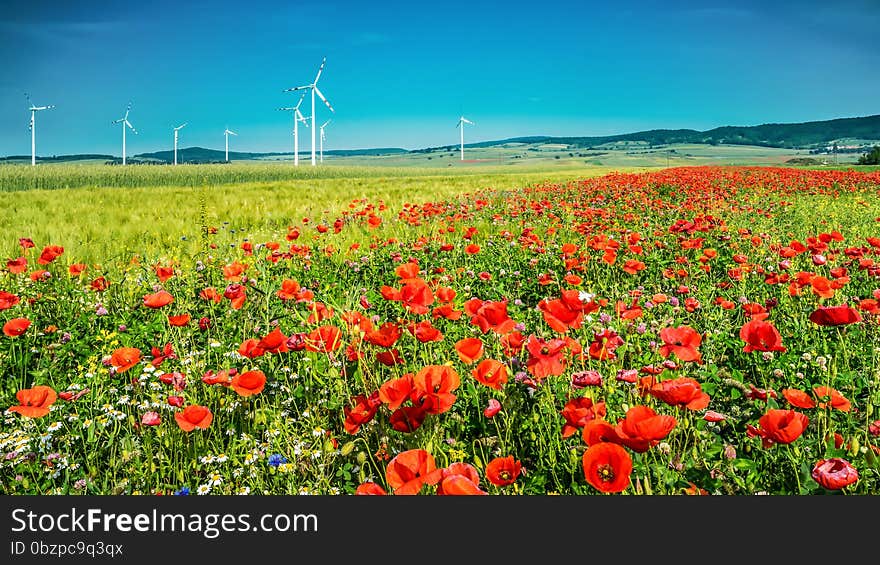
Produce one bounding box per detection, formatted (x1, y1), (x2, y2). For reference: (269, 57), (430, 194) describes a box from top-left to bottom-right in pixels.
(0, 0), (878, 156)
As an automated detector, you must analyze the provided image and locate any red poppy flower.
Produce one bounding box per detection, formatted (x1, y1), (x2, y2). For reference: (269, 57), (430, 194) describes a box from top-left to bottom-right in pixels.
(389, 405), (428, 432)
(437, 474), (487, 495)
(560, 397), (607, 438)
(379, 374), (414, 411)
(454, 337), (484, 364)
(411, 365), (460, 414)
(385, 449), (443, 495)
(355, 482), (387, 495)
(110, 347), (141, 373)
(68, 263), (87, 277)
(3, 318), (31, 337)
(37, 245), (64, 265)
(143, 290), (174, 309)
(223, 283), (247, 310)
(0, 291), (21, 310)
(612, 405), (677, 452)
(305, 325), (343, 353)
(746, 409), (809, 448)
(8, 385), (57, 418)
(141, 411), (161, 426)
(363, 322), (400, 348)
(90, 276), (110, 292)
(646, 377), (710, 411)
(483, 398), (502, 418)
(658, 326), (703, 363)
(464, 299), (516, 335)
(167, 314), (190, 327)
(811, 458), (858, 490)
(407, 320), (443, 343)
(582, 443), (632, 493)
(154, 264), (174, 282)
(6, 257), (27, 274)
(813, 386), (851, 412)
(174, 405), (213, 431)
(782, 389), (816, 409)
(485, 456), (522, 487)
(588, 329), (625, 361)
(703, 410), (726, 422)
(472, 359), (508, 390)
(344, 392), (381, 434)
(381, 279), (434, 314)
(809, 305), (862, 327)
(439, 462), (481, 491)
(231, 369), (267, 397)
(739, 319), (786, 353)
(525, 334), (567, 379)
(571, 370), (602, 388)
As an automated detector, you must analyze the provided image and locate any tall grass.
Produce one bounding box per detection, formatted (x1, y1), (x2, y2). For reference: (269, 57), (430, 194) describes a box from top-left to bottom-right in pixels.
(0, 162), (625, 192)
(0, 167), (626, 263)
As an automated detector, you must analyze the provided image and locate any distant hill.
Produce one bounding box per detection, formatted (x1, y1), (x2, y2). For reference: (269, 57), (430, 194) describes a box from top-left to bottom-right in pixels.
(5, 114), (879, 163)
(416, 114), (880, 152)
(0, 153), (115, 163)
(134, 146), (409, 164)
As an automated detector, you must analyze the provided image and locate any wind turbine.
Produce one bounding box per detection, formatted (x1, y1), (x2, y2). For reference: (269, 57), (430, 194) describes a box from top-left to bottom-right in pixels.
(224, 127), (237, 162)
(173, 123), (187, 165)
(283, 56), (334, 166)
(112, 102), (137, 165)
(457, 116), (474, 161)
(26, 93), (54, 167)
(319, 119), (331, 163)
(278, 93), (308, 166)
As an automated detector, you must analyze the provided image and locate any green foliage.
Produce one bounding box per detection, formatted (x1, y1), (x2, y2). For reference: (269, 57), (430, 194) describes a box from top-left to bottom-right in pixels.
(858, 146), (880, 165)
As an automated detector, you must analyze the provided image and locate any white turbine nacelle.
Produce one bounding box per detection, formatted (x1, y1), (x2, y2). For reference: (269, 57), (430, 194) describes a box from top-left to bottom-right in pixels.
(457, 116), (474, 161)
(113, 102), (137, 165)
(25, 93), (55, 167)
(283, 56), (334, 166)
(173, 123), (187, 165)
(224, 127), (237, 162)
(319, 119), (331, 163)
(278, 93), (308, 166)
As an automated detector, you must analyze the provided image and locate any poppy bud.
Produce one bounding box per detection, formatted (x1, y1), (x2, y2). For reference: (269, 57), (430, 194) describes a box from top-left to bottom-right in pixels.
(356, 451), (367, 465)
(199, 317), (211, 331)
(340, 442), (356, 456)
(850, 437), (860, 458)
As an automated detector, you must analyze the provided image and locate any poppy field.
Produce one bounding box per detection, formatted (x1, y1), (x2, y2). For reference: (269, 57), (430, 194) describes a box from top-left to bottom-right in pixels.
(2, 165), (880, 496)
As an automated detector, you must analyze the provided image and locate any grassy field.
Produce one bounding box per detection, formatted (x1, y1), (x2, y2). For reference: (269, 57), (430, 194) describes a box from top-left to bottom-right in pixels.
(0, 164), (638, 263)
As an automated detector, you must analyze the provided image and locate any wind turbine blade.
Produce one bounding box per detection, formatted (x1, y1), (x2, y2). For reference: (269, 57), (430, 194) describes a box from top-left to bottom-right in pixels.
(314, 57), (326, 83)
(314, 86), (334, 112)
(284, 85), (311, 92)
(294, 93), (306, 110)
(126, 120), (137, 133)
(321, 119), (331, 128)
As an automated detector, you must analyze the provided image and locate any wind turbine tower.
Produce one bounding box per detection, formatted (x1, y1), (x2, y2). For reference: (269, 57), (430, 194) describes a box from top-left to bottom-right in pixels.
(173, 123), (187, 165)
(278, 93), (308, 166)
(457, 116), (474, 161)
(224, 127), (237, 162)
(283, 57), (334, 166)
(26, 93), (54, 167)
(113, 102), (137, 165)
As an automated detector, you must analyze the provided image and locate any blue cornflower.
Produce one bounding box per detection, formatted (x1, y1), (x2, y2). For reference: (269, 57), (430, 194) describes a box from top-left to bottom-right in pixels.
(268, 454), (288, 468)
(174, 486), (190, 496)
